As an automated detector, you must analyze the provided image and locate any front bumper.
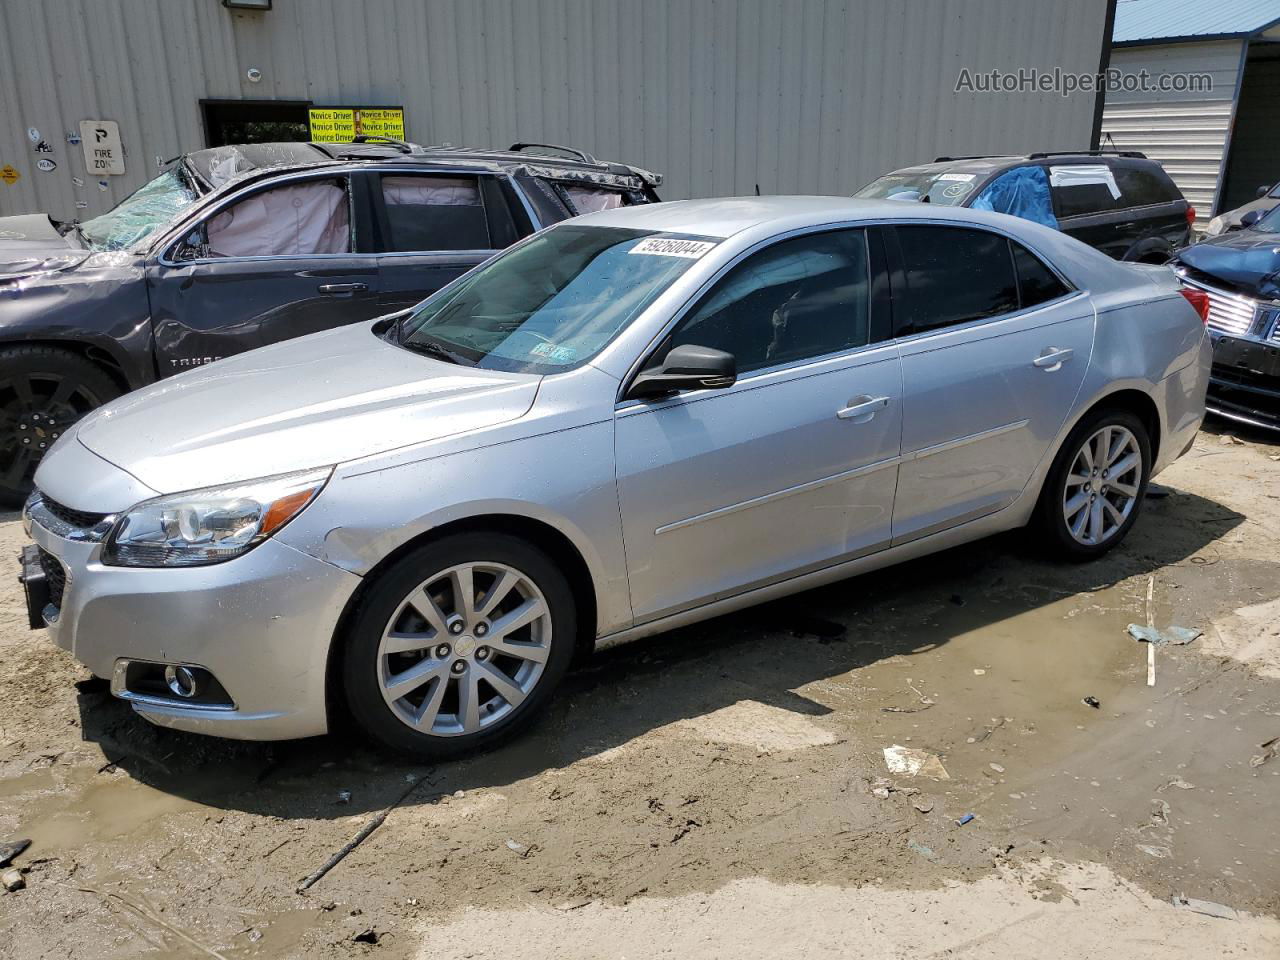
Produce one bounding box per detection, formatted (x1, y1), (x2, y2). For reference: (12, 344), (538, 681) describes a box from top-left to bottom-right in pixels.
(1207, 331), (1280, 432)
(29, 517), (362, 740)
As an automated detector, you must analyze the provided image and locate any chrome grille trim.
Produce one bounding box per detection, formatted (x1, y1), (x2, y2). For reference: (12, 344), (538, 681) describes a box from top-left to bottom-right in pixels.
(1179, 277), (1261, 337)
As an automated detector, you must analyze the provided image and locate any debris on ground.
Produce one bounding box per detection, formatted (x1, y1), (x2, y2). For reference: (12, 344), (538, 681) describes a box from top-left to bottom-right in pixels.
(0, 839), (30, 868)
(966, 717), (1008, 744)
(912, 801), (934, 814)
(1251, 736), (1279, 768)
(1127, 624), (1203, 646)
(883, 745), (950, 779)
(505, 838), (532, 857)
(1172, 895), (1238, 920)
(2, 869), (24, 892)
(973, 668), (986, 675)
(1218, 434), (1244, 446)
(1081, 696), (1101, 709)
(1150, 799), (1170, 825)
(336, 790), (352, 805)
(1145, 483), (1173, 499)
(954, 813), (975, 827)
(989, 763), (1006, 774)
(881, 678), (935, 713)
(1157, 777), (1196, 792)
(352, 927), (382, 944)
(907, 840), (937, 861)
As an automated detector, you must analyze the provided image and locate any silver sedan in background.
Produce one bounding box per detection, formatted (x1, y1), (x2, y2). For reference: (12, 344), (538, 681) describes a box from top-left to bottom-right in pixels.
(22, 197), (1210, 757)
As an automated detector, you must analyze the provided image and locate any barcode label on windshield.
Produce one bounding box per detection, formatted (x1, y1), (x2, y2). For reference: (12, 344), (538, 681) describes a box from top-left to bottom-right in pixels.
(629, 237), (716, 258)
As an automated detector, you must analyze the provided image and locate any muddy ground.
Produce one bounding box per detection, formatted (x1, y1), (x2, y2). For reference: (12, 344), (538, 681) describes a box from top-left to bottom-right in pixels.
(1, 424), (1278, 958)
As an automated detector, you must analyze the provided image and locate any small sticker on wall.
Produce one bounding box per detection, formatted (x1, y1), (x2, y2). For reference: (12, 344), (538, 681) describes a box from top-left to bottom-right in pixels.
(97, 179), (109, 191)
(66, 131), (82, 146)
(33, 140), (53, 154)
(0, 165), (20, 186)
(74, 199), (88, 209)
(72, 176), (84, 188)
(628, 237), (717, 259)
(26, 127), (40, 143)
(36, 158), (56, 172)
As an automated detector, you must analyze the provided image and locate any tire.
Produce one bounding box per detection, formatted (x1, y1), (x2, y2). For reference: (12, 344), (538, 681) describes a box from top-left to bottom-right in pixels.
(342, 533), (577, 759)
(1036, 408), (1152, 560)
(0, 346), (121, 506)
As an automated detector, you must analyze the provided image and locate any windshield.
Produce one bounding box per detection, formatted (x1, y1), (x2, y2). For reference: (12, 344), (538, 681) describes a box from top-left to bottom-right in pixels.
(1252, 203), (1280, 233)
(79, 168), (199, 251)
(855, 169), (983, 206)
(398, 225), (716, 373)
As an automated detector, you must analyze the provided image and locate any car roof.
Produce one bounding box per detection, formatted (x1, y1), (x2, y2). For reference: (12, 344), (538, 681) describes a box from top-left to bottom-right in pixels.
(182, 141), (660, 191)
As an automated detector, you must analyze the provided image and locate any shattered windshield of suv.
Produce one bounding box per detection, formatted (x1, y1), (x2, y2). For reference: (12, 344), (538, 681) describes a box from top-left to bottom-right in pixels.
(399, 225), (715, 374)
(855, 169), (982, 206)
(79, 168), (199, 252)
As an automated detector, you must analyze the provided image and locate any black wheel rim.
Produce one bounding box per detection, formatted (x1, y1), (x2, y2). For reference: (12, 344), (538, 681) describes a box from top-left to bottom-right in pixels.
(0, 372), (103, 491)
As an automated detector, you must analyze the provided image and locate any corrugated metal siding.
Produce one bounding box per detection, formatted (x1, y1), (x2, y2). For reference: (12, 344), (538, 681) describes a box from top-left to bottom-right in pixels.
(1113, 0), (1280, 44)
(1, 0), (1107, 219)
(1100, 40), (1245, 224)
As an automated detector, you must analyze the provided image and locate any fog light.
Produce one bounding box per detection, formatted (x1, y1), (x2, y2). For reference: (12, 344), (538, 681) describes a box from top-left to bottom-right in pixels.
(164, 664), (200, 699)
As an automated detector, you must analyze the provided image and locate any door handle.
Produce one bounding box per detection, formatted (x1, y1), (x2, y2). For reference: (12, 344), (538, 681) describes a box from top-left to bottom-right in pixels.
(836, 395), (891, 421)
(1033, 347), (1074, 371)
(318, 282), (368, 295)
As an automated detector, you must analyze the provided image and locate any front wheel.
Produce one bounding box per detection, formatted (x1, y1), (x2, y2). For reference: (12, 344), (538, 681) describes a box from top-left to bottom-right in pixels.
(342, 533), (577, 759)
(1037, 409), (1151, 559)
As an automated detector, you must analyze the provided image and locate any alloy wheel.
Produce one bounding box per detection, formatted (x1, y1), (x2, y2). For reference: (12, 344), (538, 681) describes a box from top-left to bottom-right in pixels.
(0, 372), (102, 490)
(376, 562), (553, 736)
(1061, 424), (1142, 546)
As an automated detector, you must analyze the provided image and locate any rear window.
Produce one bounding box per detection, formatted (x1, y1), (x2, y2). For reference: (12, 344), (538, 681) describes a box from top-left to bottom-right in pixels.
(379, 175), (490, 252)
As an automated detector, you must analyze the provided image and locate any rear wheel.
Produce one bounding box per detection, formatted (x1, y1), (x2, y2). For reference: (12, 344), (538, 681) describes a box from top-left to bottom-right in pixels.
(1037, 409), (1151, 559)
(342, 533), (576, 758)
(0, 347), (120, 506)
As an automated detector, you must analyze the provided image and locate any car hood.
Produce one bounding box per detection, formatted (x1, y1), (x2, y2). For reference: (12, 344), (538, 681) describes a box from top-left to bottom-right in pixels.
(0, 214), (90, 281)
(1177, 229), (1280, 299)
(74, 321), (541, 493)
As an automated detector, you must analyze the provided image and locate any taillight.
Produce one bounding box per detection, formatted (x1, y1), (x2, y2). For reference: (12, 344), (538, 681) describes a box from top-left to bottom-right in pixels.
(1179, 287), (1210, 325)
(1185, 205), (1196, 227)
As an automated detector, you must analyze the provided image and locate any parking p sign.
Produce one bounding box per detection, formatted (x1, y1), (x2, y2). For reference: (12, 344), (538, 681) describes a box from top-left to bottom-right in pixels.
(79, 120), (125, 176)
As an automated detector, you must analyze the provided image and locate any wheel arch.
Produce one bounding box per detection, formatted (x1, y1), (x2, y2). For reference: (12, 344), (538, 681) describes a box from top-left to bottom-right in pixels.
(0, 337), (133, 394)
(324, 512), (601, 731)
(1075, 387), (1162, 464)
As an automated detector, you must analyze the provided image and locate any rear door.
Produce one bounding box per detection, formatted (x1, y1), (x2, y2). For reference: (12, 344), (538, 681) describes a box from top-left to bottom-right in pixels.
(1111, 162), (1192, 258)
(370, 172), (529, 313)
(146, 172), (383, 375)
(888, 224), (1094, 544)
(1049, 163), (1132, 259)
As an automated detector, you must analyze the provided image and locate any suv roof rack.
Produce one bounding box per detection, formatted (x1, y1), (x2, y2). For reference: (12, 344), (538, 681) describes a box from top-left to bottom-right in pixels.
(508, 142), (598, 165)
(348, 135), (416, 154)
(1027, 149), (1146, 160)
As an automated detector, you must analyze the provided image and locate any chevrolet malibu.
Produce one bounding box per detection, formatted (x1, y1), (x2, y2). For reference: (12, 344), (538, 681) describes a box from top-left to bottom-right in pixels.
(22, 198), (1211, 758)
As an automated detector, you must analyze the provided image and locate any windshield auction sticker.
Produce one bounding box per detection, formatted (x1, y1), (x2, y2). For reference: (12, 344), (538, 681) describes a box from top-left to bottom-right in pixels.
(629, 237), (717, 258)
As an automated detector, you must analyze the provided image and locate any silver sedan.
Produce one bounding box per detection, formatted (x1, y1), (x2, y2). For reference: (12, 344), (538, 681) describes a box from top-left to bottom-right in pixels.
(23, 197), (1211, 757)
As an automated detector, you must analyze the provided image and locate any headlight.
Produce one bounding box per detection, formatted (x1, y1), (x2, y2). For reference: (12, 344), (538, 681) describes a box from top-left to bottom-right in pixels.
(103, 467), (331, 567)
(1205, 215), (1226, 236)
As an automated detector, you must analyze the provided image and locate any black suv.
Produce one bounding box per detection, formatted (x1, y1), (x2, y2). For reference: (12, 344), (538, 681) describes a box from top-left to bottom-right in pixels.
(0, 139), (661, 502)
(856, 151), (1193, 263)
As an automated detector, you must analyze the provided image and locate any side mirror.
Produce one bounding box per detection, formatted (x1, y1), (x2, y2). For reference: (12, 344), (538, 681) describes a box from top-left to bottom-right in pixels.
(627, 344), (737, 400)
(1257, 185), (1272, 199)
(1240, 209), (1264, 229)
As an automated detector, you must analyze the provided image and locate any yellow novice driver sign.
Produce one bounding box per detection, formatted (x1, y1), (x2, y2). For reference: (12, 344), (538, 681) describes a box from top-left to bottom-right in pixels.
(308, 107), (405, 143)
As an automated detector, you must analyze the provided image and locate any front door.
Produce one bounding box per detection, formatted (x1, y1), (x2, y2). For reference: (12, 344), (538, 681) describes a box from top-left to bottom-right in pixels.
(146, 173), (383, 375)
(614, 227), (902, 622)
(887, 224), (1095, 543)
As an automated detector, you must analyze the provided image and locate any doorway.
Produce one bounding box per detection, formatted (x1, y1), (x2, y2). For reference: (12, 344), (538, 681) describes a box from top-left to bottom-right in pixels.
(200, 99), (312, 147)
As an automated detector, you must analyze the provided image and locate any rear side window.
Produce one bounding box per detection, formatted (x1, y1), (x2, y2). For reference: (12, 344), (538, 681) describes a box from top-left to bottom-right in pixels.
(378, 175), (490, 252)
(1011, 241), (1070, 308)
(1114, 166), (1179, 207)
(560, 184), (627, 215)
(665, 229), (870, 373)
(894, 226), (1017, 335)
(1049, 164), (1121, 218)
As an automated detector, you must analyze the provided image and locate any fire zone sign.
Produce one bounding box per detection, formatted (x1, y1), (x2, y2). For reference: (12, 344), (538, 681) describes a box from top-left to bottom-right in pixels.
(79, 120), (125, 176)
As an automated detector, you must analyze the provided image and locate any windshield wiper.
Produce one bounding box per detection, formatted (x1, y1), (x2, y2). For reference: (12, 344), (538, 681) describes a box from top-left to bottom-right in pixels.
(401, 336), (473, 366)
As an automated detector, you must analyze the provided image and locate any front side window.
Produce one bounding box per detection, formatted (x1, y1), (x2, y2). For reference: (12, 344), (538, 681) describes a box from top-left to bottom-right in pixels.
(895, 226), (1018, 335)
(205, 178), (351, 258)
(662, 229), (870, 374)
(398, 225), (713, 373)
(80, 169), (200, 252)
(379, 175), (491, 252)
(971, 166), (1058, 229)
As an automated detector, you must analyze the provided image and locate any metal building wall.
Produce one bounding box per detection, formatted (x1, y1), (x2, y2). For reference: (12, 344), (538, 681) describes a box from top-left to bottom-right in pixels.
(1100, 41), (1247, 224)
(0, 0), (1108, 220)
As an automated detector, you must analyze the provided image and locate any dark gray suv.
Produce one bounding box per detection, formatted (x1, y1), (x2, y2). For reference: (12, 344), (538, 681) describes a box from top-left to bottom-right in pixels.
(0, 139), (660, 503)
